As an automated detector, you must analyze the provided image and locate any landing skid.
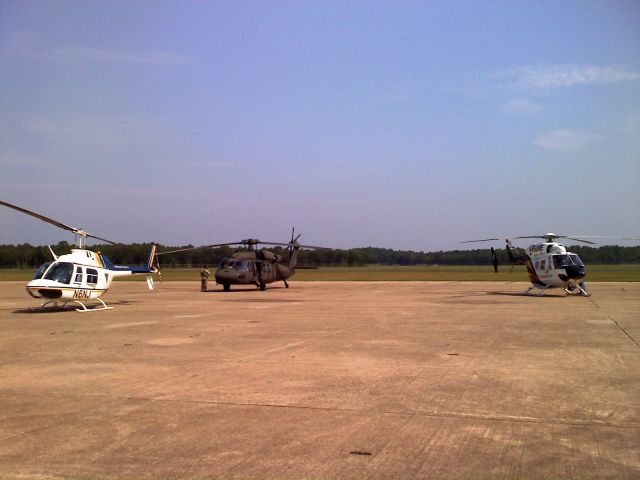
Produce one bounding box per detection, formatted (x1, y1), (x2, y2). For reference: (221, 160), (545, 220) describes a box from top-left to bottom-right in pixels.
(564, 283), (590, 297)
(74, 298), (114, 312)
(524, 285), (550, 296)
(31, 298), (113, 312)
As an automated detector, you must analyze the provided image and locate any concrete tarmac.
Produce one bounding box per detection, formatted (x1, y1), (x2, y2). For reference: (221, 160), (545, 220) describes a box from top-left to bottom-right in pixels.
(0, 281), (639, 479)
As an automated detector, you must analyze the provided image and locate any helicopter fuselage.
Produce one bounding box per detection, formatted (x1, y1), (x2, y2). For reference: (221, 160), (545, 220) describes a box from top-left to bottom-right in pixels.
(26, 248), (155, 304)
(1, 199), (157, 311)
(521, 243), (586, 291)
(214, 250), (293, 290)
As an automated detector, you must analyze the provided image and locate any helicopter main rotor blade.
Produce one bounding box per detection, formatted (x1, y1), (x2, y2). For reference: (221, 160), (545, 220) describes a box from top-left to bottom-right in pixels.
(463, 234), (638, 247)
(295, 243), (330, 250)
(514, 235), (597, 245)
(461, 238), (500, 243)
(157, 239), (331, 256)
(256, 241), (329, 249)
(86, 234), (118, 245)
(515, 233), (640, 245)
(1, 200), (119, 244)
(563, 235), (640, 242)
(156, 246), (200, 255)
(561, 236), (596, 245)
(257, 241), (295, 247)
(203, 242), (253, 248)
(157, 242), (248, 256)
(1, 200), (78, 233)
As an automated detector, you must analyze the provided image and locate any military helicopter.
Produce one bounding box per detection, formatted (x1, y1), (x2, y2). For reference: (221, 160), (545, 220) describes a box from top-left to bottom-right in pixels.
(1, 200), (157, 311)
(462, 233), (637, 296)
(157, 230), (326, 291)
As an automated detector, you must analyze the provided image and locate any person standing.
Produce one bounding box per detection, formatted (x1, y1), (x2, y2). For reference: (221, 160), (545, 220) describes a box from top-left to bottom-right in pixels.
(200, 265), (210, 292)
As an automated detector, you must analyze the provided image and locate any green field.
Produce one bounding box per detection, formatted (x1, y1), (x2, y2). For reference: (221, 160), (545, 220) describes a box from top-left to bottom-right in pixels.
(1, 264), (639, 282)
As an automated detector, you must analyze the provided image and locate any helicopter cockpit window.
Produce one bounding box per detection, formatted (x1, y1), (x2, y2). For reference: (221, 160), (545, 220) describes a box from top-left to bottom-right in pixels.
(569, 254), (584, 266)
(220, 259), (249, 271)
(553, 254), (583, 268)
(32, 262), (52, 280)
(553, 255), (571, 268)
(220, 259), (235, 269)
(43, 262), (74, 284)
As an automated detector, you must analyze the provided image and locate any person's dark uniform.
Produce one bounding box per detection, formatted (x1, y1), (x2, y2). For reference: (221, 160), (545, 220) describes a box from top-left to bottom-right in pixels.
(200, 265), (210, 292)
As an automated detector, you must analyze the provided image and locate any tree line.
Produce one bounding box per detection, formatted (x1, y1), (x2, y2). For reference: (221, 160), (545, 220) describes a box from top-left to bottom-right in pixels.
(0, 242), (638, 268)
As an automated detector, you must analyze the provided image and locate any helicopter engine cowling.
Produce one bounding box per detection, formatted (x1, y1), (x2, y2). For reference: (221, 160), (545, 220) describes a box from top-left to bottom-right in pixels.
(260, 250), (277, 261)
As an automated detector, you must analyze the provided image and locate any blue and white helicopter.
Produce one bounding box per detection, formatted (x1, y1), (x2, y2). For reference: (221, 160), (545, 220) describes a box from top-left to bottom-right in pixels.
(1, 200), (157, 312)
(463, 233), (637, 297)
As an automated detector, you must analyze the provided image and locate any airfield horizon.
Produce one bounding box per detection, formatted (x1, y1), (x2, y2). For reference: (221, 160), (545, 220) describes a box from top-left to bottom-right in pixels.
(2, 264), (640, 282)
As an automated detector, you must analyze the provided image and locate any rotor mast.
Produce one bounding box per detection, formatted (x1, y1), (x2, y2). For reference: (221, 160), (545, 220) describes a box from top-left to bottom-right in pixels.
(74, 230), (89, 249)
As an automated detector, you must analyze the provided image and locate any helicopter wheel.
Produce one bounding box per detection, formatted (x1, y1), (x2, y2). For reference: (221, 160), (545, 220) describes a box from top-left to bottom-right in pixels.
(223, 283), (230, 292)
(259, 280), (266, 291)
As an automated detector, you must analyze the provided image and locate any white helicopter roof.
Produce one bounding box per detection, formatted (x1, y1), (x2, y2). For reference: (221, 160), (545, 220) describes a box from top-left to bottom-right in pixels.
(55, 249), (106, 269)
(527, 242), (568, 256)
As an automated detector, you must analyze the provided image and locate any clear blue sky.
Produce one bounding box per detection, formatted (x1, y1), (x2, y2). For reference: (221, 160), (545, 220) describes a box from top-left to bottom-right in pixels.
(1, 1), (639, 250)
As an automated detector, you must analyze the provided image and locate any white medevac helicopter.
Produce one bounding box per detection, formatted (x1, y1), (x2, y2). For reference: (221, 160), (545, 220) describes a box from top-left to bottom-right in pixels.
(462, 233), (637, 297)
(1, 200), (157, 312)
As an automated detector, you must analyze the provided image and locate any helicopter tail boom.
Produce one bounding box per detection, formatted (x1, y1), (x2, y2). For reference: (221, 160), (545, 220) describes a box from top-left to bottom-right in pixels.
(99, 245), (158, 277)
(288, 244), (300, 271)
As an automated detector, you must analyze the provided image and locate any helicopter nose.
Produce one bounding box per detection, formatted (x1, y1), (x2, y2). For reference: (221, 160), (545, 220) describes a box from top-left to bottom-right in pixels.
(215, 270), (236, 283)
(564, 265), (586, 280)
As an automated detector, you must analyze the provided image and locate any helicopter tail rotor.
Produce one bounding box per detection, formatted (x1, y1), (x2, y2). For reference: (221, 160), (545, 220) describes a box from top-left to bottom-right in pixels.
(505, 239), (528, 270)
(151, 245), (162, 282)
(143, 245), (158, 290)
(292, 229), (301, 244)
(146, 244), (158, 271)
(287, 227), (302, 254)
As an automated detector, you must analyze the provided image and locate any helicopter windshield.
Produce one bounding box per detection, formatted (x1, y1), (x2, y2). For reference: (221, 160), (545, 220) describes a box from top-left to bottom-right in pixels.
(43, 262), (74, 284)
(553, 254), (584, 268)
(32, 262), (52, 280)
(569, 254), (584, 266)
(220, 259), (249, 271)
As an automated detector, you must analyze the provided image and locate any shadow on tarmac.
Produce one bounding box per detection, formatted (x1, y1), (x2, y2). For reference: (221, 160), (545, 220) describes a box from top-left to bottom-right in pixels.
(13, 300), (137, 314)
(485, 291), (564, 298)
(204, 286), (287, 293)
